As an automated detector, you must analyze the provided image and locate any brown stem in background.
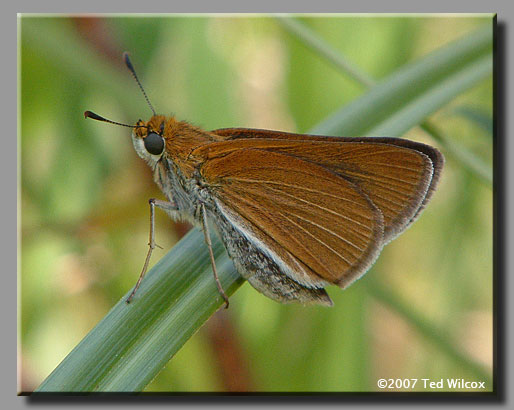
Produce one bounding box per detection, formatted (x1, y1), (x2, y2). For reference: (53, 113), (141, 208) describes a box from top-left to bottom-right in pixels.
(205, 311), (254, 392)
(72, 17), (121, 64)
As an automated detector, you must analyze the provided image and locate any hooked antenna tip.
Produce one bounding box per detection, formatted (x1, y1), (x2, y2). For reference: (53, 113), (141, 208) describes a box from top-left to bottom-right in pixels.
(121, 52), (157, 116)
(84, 110), (101, 120)
(83, 110), (139, 128)
(123, 52), (134, 72)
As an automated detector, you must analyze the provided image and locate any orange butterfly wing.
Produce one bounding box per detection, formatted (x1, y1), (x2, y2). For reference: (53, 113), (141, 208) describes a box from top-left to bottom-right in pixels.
(210, 129), (443, 243)
(192, 130), (442, 288)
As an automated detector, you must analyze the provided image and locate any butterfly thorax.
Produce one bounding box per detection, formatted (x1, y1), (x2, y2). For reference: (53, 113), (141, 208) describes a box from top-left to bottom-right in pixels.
(131, 115), (222, 226)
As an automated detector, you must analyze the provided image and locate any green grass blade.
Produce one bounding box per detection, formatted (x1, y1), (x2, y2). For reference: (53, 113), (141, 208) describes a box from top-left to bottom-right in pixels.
(310, 24), (492, 136)
(451, 106), (493, 135)
(275, 16), (375, 87)
(35, 229), (244, 392)
(366, 56), (491, 137)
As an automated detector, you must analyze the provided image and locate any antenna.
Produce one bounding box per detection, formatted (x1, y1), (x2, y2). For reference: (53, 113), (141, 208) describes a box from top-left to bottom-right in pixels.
(84, 111), (147, 129)
(123, 52), (157, 116)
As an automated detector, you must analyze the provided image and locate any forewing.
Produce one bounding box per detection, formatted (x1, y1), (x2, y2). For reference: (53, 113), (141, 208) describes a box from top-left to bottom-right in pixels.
(210, 128), (443, 243)
(198, 148), (385, 288)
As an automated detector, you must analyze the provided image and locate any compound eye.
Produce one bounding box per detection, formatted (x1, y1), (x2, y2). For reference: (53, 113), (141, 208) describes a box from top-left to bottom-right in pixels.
(144, 132), (164, 155)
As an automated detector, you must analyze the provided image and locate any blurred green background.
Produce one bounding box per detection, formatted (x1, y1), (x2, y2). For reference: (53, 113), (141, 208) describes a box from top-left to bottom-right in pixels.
(19, 15), (493, 392)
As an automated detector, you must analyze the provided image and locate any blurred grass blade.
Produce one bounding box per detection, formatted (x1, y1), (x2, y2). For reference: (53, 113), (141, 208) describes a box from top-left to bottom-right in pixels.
(310, 24), (492, 137)
(452, 106), (493, 135)
(275, 16), (375, 87)
(35, 229), (244, 392)
(366, 56), (491, 137)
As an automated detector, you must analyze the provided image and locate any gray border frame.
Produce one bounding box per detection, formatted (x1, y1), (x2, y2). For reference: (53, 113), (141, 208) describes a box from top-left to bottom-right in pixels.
(11, 1), (512, 409)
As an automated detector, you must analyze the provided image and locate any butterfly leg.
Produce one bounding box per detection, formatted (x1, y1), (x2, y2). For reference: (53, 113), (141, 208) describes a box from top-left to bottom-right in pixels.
(200, 203), (230, 309)
(126, 198), (177, 303)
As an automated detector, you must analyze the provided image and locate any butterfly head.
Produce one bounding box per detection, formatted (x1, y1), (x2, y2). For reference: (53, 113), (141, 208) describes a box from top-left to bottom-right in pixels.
(131, 115), (168, 166)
